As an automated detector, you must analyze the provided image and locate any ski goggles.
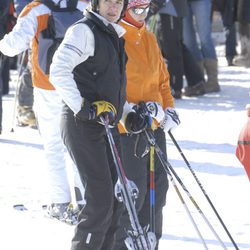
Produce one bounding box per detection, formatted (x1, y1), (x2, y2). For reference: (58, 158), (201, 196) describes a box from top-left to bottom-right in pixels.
(130, 5), (149, 15)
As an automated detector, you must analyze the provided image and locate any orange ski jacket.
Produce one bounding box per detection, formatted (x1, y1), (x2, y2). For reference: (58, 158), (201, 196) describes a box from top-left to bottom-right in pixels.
(118, 20), (174, 132)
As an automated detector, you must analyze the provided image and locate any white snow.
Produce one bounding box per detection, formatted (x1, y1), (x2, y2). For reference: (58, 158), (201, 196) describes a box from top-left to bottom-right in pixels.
(0, 46), (250, 249)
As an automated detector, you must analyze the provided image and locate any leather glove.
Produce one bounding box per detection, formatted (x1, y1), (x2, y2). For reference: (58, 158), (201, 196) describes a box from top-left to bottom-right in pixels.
(125, 109), (152, 134)
(160, 108), (180, 132)
(75, 99), (117, 124)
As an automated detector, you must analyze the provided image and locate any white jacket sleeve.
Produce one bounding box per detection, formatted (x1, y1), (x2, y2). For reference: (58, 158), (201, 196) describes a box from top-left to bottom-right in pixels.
(0, 9), (37, 56)
(49, 23), (95, 114)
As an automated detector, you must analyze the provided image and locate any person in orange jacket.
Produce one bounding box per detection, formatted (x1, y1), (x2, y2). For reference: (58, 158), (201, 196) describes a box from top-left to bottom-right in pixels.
(114, 0), (180, 248)
(236, 104), (250, 181)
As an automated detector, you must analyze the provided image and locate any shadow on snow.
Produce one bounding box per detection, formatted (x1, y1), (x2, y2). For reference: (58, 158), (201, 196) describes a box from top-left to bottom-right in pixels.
(161, 233), (250, 249)
(0, 138), (43, 150)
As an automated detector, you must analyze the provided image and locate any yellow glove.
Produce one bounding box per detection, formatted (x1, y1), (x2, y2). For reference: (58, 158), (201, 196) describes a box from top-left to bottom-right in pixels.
(91, 101), (117, 124)
(75, 99), (117, 124)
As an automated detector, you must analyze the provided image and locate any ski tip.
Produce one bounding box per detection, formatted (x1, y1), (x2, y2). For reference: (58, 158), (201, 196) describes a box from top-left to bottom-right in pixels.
(13, 204), (28, 211)
(13, 204), (47, 211)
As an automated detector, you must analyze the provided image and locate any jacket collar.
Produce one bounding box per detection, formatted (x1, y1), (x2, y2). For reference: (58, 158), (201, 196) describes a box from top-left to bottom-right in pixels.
(120, 20), (146, 43)
(87, 10), (126, 38)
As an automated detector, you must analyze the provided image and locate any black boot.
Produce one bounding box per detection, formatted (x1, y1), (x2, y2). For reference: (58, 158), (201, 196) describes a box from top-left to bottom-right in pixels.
(204, 59), (220, 93)
(183, 81), (206, 97)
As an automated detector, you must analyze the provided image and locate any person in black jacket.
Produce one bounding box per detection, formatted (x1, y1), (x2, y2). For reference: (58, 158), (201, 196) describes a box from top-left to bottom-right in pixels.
(147, 0), (206, 98)
(234, 0), (250, 67)
(0, 0), (11, 134)
(49, 0), (128, 249)
(212, 0), (237, 66)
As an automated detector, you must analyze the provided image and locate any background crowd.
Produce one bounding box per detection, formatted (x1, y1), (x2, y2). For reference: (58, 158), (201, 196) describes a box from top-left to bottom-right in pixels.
(1, 0), (250, 134)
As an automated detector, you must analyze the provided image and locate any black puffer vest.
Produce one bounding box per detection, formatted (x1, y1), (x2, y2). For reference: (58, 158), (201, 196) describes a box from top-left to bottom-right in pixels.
(73, 11), (127, 124)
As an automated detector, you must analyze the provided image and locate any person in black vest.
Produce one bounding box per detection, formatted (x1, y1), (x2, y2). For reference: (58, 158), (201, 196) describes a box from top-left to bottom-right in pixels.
(49, 0), (128, 249)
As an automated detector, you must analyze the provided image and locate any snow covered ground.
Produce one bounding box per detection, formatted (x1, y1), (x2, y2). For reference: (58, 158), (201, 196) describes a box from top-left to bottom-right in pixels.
(0, 45), (250, 249)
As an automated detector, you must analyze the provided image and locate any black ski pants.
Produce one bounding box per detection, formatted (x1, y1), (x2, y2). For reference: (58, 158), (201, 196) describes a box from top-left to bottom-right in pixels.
(0, 66), (2, 133)
(0, 54), (9, 132)
(114, 128), (169, 250)
(0, 55), (9, 95)
(156, 14), (204, 90)
(156, 14), (184, 91)
(18, 54), (34, 107)
(60, 106), (123, 250)
(183, 44), (205, 86)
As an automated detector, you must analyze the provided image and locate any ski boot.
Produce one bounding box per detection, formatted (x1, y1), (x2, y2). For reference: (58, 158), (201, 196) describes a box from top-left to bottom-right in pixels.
(46, 203), (79, 225)
(17, 106), (37, 128)
(183, 81), (206, 97)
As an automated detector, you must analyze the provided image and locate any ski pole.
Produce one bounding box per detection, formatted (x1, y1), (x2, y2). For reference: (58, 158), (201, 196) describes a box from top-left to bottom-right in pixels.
(149, 145), (155, 233)
(145, 131), (208, 250)
(144, 129), (228, 250)
(168, 131), (239, 250)
(149, 15), (157, 33)
(167, 163), (208, 250)
(10, 51), (26, 132)
(100, 115), (156, 250)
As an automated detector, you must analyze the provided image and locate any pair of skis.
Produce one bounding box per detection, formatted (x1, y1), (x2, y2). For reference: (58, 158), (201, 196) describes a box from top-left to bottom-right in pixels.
(101, 116), (156, 250)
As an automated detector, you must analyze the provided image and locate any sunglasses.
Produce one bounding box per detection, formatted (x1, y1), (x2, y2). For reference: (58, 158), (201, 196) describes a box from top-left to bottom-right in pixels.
(130, 6), (149, 15)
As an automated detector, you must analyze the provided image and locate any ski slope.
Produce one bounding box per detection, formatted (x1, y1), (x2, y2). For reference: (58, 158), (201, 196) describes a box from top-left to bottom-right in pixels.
(0, 46), (250, 250)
